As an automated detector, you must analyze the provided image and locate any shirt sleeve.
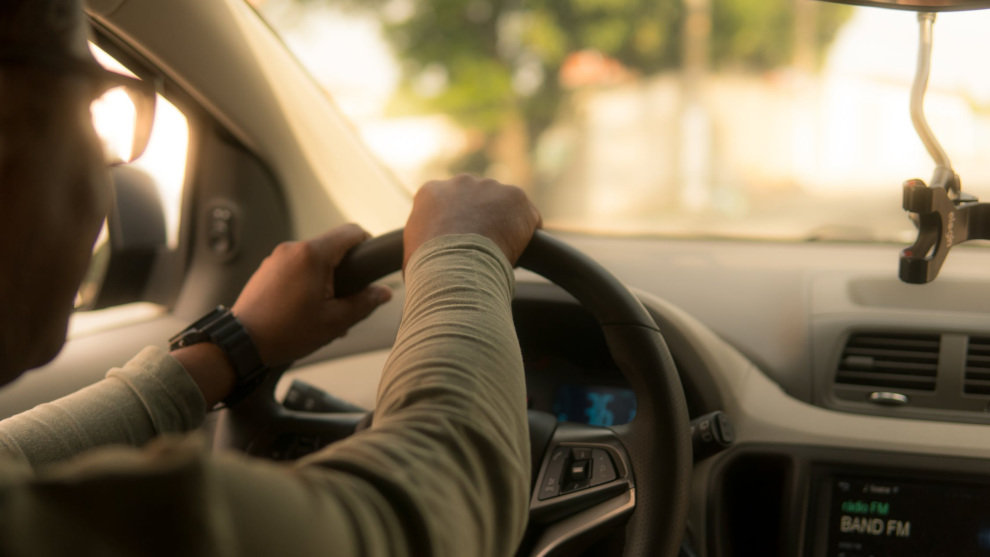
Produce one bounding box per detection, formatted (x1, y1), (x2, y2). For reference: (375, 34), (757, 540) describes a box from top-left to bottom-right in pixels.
(0, 234), (530, 557)
(295, 233), (531, 556)
(0, 346), (207, 467)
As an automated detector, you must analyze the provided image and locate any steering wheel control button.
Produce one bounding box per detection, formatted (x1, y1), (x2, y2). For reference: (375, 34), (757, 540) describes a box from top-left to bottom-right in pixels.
(539, 447), (569, 500)
(690, 411), (735, 461)
(540, 445), (623, 499)
(569, 459), (591, 481)
(590, 449), (617, 485)
(571, 447), (592, 461)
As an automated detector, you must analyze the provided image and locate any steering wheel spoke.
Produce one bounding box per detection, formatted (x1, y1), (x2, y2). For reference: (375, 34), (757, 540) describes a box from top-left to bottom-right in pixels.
(525, 422), (635, 555)
(531, 423), (632, 518)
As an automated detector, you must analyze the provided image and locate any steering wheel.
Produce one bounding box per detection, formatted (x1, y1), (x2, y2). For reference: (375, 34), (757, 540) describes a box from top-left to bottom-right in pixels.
(215, 230), (691, 556)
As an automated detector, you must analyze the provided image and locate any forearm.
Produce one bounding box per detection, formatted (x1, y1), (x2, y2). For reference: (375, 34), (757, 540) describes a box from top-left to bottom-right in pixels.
(0, 346), (206, 467)
(302, 234), (530, 556)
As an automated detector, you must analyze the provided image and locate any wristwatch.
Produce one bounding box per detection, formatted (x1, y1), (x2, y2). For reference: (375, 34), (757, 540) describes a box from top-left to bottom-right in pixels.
(169, 305), (268, 406)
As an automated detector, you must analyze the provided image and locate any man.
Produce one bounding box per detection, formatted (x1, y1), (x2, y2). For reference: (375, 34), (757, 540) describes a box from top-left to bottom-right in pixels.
(0, 1), (540, 555)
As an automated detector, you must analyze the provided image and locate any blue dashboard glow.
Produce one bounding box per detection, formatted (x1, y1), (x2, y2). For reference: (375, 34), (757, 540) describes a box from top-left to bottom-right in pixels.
(552, 385), (636, 426)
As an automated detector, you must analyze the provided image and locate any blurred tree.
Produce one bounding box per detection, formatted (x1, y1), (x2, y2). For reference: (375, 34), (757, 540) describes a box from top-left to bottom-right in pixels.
(711, 0), (851, 70)
(300, 0), (850, 181)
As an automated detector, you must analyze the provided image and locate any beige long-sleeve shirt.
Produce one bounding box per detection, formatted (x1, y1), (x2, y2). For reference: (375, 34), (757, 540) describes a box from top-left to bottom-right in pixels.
(0, 235), (530, 557)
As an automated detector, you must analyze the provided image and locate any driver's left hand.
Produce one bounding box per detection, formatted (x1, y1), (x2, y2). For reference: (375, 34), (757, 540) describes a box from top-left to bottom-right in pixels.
(232, 223), (392, 368)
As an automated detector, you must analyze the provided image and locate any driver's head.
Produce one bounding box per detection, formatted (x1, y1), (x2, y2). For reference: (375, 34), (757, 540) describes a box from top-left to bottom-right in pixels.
(0, 0), (92, 59)
(0, 0), (111, 385)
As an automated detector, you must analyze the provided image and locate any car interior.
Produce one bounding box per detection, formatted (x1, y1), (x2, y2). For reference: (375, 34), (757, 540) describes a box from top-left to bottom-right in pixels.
(2, 0), (990, 555)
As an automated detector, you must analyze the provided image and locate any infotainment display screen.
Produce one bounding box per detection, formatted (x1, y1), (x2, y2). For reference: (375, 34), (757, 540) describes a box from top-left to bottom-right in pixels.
(824, 475), (990, 556)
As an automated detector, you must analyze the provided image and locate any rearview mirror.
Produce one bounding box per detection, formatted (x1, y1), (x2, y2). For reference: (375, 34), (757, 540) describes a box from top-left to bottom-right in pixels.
(819, 0), (990, 10)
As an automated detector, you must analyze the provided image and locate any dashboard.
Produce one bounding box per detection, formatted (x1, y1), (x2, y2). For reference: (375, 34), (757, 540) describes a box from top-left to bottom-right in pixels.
(509, 236), (990, 556)
(263, 235), (990, 556)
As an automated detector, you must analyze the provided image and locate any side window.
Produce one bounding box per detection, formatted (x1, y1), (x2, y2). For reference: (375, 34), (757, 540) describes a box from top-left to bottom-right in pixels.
(73, 44), (191, 328)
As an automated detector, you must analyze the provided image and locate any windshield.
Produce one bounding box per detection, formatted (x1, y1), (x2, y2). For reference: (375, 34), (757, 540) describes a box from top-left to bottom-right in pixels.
(250, 0), (990, 242)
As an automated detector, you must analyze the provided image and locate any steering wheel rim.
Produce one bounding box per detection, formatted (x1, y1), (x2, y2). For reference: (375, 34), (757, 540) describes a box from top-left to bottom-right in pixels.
(220, 229), (691, 556)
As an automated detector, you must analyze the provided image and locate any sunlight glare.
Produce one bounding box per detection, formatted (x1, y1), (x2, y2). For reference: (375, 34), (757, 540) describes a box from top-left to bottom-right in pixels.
(90, 87), (137, 163)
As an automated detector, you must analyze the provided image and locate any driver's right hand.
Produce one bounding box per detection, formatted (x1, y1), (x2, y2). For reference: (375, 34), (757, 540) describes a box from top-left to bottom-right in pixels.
(403, 174), (543, 269)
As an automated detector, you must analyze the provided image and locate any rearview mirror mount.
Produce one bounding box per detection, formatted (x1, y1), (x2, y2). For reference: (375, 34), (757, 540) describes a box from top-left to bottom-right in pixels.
(813, 4), (990, 282)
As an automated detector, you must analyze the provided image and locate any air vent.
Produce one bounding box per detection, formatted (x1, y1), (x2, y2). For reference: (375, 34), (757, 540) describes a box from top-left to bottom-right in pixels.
(835, 333), (940, 392)
(964, 337), (990, 395)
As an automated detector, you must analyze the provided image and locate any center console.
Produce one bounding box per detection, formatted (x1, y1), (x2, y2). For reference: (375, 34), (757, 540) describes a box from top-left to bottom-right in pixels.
(708, 446), (990, 556)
